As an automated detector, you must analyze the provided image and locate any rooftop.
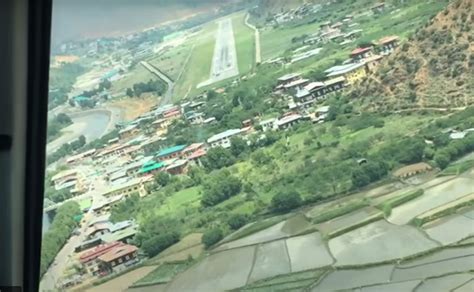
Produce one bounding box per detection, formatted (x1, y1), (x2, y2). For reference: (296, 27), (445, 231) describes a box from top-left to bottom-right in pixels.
(98, 244), (138, 263)
(304, 81), (325, 92)
(207, 129), (242, 144)
(378, 35), (399, 45)
(100, 226), (138, 243)
(188, 149), (207, 160)
(276, 114), (302, 126)
(326, 63), (365, 77)
(324, 76), (346, 86)
(138, 161), (164, 174)
(100, 177), (145, 196)
(156, 145), (187, 158)
(278, 73), (301, 82)
(51, 169), (78, 182)
(79, 241), (122, 263)
(351, 47), (372, 56)
(183, 143), (204, 154)
(284, 78), (309, 89)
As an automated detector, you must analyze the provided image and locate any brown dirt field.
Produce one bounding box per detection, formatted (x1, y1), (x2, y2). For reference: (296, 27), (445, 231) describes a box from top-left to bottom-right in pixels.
(108, 95), (159, 121)
(85, 265), (157, 292)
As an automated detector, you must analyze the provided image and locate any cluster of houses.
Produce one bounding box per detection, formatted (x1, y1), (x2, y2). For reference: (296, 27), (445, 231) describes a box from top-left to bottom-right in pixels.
(274, 34), (400, 114)
(59, 214), (140, 288)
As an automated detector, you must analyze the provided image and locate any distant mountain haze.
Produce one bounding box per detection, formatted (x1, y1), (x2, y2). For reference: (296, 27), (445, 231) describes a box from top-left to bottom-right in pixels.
(51, 0), (234, 44)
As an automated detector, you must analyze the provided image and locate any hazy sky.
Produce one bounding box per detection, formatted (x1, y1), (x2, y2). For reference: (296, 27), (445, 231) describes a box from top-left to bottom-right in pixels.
(51, 0), (226, 44)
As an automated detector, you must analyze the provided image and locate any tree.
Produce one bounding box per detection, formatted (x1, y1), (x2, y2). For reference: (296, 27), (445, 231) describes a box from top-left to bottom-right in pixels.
(154, 171), (171, 187)
(271, 191), (302, 213)
(202, 147), (235, 170)
(227, 214), (247, 230)
(207, 90), (217, 100)
(56, 113), (72, 125)
(434, 151), (451, 169)
(251, 149), (272, 166)
(126, 88), (134, 97)
(201, 170), (242, 207)
(202, 228), (223, 249)
(141, 231), (180, 257)
(230, 137), (248, 157)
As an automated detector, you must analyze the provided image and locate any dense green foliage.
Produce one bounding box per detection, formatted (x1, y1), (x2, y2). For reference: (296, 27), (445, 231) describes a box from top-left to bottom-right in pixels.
(202, 228), (223, 248)
(155, 172), (171, 187)
(271, 191), (302, 213)
(141, 231), (180, 257)
(227, 214), (248, 230)
(202, 147), (235, 171)
(47, 113), (72, 142)
(48, 63), (85, 109)
(47, 135), (86, 165)
(201, 170), (242, 207)
(40, 202), (80, 276)
(128, 79), (168, 97)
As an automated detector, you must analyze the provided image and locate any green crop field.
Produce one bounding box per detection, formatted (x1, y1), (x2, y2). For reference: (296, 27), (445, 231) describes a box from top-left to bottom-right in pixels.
(148, 44), (194, 81)
(111, 64), (156, 95)
(173, 22), (217, 101)
(232, 12), (256, 75)
(154, 186), (202, 217)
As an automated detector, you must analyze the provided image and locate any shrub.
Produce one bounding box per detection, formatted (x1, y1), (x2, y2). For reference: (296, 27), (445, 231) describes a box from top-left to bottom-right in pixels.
(202, 228), (224, 248)
(227, 214), (248, 230)
(141, 231), (180, 257)
(271, 191), (302, 213)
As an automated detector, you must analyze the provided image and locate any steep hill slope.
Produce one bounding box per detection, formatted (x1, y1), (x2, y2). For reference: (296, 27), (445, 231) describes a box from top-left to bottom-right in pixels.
(353, 0), (473, 111)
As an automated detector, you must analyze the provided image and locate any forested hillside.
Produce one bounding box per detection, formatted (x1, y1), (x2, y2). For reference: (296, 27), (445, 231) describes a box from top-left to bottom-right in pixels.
(353, 0), (474, 110)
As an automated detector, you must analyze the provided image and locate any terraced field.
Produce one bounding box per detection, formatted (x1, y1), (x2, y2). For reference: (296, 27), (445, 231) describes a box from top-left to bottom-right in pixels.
(124, 167), (474, 292)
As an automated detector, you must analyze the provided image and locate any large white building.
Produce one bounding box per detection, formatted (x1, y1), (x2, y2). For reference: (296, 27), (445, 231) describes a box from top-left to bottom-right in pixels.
(207, 129), (242, 149)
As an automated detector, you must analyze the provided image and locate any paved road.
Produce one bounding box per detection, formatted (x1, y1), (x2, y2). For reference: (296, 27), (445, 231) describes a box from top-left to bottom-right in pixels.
(40, 165), (109, 291)
(197, 18), (239, 88)
(244, 13), (261, 64)
(140, 61), (174, 106)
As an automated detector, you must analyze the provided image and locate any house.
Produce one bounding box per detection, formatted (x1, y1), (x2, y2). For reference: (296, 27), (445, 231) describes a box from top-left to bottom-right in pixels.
(207, 129), (242, 149)
(350, 47), (373, 62)
(284, 78), (310, 92)
(138, 160), (164, 176)
(66, 149), (96, 164)
(91, 195), (124, 215)
(165, 159), (189, 175)
(393, 162), (433, 178)
(182, 143), (205, 158)
(320, 21), (331, 32)
(119, 125), (139, 140)
(276, 114), (302, 130)
(74, 237), (103, 253)
(187, 149), (207, 166)
(364, 54), (384, 72)
(155, 145), (187, 161)
(188, 101), (206, 111)
(325, 63), (367, 85)
(343, 29), (363, 41)
(259, 118), (277, 132)
(312, 106), (330, 123)
(100, 177), (150, 198)
(186, 112), (205, 125)
(163, 110), (181, 121)
(277, 73), (302, 88)
(51, 169), (80, 189)
(323, 76), (346, 93)
(100, 226), (138, 244)
(377, 36), (399, 55)
(203, 117), (217, 124)
(371, 2), (385, 14)
(79, 241), (123, 276)
(97, 244), (139, 276)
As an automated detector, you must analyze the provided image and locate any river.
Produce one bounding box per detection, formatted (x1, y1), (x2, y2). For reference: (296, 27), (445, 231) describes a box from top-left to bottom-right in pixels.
(46, 109), (112, 154)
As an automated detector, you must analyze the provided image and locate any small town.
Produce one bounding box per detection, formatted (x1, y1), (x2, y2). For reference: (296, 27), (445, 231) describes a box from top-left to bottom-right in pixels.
(41, 0), (474, 291)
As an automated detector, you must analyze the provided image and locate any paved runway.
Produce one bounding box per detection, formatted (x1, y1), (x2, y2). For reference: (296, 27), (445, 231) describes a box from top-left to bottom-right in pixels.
(197, 18), (239, 88)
